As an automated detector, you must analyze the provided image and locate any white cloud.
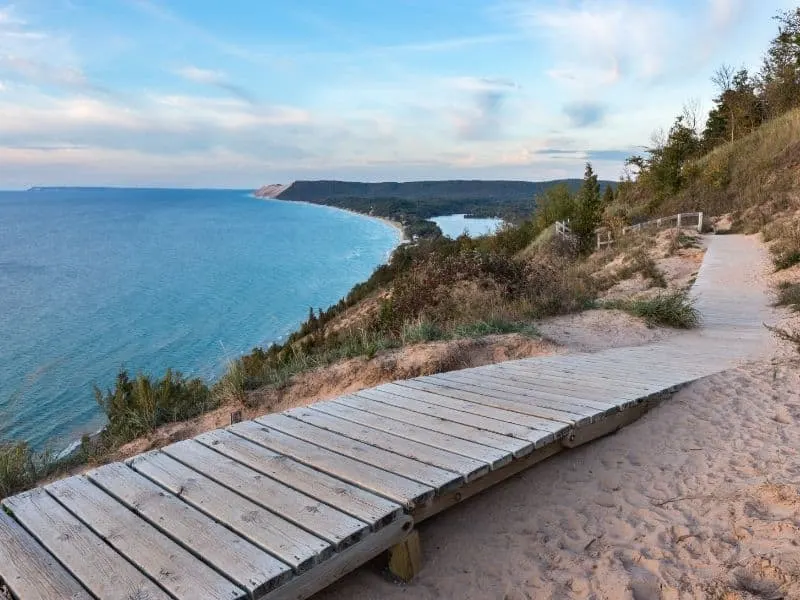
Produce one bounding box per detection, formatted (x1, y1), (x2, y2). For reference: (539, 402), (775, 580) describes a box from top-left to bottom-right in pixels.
(176, 65), (226, 85)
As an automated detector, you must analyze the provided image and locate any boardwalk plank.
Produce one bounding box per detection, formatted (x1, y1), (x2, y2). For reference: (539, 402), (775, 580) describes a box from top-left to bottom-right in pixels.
(0, 509), (91, 600)
(88, 462), (291, 597)
(287, 406), (492, 479)
(3, 488), (169, 600)
(46, 475), (245, 600)
(419, 375), (590, 424)
(387, 381), (567, 436)
(333, 393), (532, 458)
(196, 429), (402, 529)
(228, 420), (434, 508)
(448, 368), (618, 412)
(256, 414), (462, 493)
(160, 440), (368, 549)
(128, 450), (329, 573)
(312, 401), (510, 469)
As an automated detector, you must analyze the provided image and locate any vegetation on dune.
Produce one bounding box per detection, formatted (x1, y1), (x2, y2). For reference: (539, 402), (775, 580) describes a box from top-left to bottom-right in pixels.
(602, 293), (700, 329)
(776, 282), (800, 311)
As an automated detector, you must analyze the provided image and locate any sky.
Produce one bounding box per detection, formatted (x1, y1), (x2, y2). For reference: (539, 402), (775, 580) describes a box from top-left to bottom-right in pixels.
(0, 0), (795, 188)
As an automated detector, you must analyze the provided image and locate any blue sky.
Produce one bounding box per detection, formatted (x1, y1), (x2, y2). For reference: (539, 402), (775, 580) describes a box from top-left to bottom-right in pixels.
(0, 0), (794, 188)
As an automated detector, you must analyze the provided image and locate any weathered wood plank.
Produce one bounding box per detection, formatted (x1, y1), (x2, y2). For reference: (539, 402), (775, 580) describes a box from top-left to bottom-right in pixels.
(361, 386), (552, 445)
(419, 374), (590, 424)
(445, 368), (618, 412)
(228, 420), (434, 508)
(312, 401), (511, 469)
(334, 393), (532, 457)
(0, 508), (91, 600)
(385, 381), (567, 436)
(195, 429), (402, 529)
(286, 406), (491, 480)
(263, 516), (413, 600)
(255, 414), (463, 493)
(160, 440), (368, 549)
(88, 462), (291, 598)
(46, 475), (245, 600)
(128, 450), (330, 573)
(3, 488), (169, 600)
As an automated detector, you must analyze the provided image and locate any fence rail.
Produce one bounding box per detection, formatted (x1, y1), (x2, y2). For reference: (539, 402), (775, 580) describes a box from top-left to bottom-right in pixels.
(597, 211), (703, 249)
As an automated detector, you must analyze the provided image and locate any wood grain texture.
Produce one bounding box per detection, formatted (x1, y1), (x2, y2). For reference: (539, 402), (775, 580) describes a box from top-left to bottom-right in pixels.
(159, 439), (368, 549)
(0, 509), (91, 600)
(46, 475), (245, 600)
(195, 429), (402, 529)
(3, 488), (169, 600)
(128, 450), (329, 573)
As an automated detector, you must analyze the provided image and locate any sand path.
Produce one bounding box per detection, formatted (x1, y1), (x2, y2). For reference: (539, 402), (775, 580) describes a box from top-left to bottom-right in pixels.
(316, 235), (799, 600)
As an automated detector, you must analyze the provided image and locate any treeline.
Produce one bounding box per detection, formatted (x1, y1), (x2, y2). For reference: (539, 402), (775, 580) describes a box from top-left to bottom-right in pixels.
(277, 178), (615, 225)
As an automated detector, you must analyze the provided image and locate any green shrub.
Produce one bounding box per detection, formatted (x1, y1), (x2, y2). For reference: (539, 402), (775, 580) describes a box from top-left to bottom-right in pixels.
(775, 282), (800, 311)
(95, 369), (215, 445)
(453, 319), (539, 338)
(401, 319), (446, 344)
(0, 443), (38, 500)
(604, 292), (700, 328)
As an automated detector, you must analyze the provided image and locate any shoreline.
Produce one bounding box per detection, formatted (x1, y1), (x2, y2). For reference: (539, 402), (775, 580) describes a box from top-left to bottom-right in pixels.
(252, 193), (410, 244)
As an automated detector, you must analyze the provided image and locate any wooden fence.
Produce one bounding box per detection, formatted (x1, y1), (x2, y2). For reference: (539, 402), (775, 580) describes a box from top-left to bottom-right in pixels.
(597, 211), (703, 249)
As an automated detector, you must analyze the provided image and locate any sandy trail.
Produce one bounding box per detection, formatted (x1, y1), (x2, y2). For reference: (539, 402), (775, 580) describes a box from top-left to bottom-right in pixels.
(314, 235), (800, 600)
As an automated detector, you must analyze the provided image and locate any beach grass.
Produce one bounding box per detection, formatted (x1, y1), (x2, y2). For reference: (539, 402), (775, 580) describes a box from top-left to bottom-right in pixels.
(603, 292), (700, 329)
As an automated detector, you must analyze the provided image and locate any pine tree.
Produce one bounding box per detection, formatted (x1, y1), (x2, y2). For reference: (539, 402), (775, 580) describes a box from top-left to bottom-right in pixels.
(572, 163), (602, 253)
(602, 184), (614, 206)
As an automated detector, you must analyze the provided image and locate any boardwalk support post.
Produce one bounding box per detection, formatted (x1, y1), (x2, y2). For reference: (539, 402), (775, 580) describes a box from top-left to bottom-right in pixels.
(388, 529), (422, 582)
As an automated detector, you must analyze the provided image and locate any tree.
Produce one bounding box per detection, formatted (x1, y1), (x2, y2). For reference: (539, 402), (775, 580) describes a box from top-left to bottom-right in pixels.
(531, 183), (576, 234)
(759, 8), (800, 117)
(572, 163), (602, 253)
(647, 115), (701, 196)
(703, 67), (762, 149)
(602, 184), (615, 206)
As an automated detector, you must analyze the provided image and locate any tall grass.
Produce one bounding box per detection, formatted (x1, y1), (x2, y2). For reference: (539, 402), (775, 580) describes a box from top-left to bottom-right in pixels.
(603, 292), (700, 329)
(775, 282), (800, 311)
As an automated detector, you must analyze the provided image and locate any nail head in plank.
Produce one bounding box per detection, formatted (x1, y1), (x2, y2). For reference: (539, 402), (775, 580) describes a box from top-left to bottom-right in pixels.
(160, 439), (368, 549)
(0, 508), (91, 600)
(256, 414), (463, 493)
(229, 420), (434, 508)
(46, 475), (245, 600)
(195, 429), (402, 529)
(127, 450), (328, 573)
(3, 488), (169, 600)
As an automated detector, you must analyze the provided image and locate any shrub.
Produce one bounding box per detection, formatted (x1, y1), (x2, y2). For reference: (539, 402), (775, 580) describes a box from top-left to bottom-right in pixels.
(400, 319), (446, 344)
(0, 443), (38, 500)
(95, 369), (215, 445)
(604, 292), (700, 328)
(453, 319), (539, 338)
(775, 282), (800, 311)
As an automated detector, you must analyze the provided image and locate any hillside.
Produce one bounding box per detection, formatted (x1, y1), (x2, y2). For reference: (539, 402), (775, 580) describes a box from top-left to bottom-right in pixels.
(255, 179), (615, 225)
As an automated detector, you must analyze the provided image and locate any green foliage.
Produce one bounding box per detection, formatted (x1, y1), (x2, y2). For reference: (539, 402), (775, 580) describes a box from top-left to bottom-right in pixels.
(775, 282), (800, 311)
(571, 163), (604, 252)
(400, 319), (447, 344)
(760, 8), (800, 118)
(0, 443), (38, 500)
(95, 369), (215, 445)
(531, 183), (577, 233)
(452, 319), (539, 338)
(604, 293), (700, 329)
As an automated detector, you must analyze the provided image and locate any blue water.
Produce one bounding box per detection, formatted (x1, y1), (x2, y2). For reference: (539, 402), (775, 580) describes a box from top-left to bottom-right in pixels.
(0, 189), (400, 449)
(431, 214), (504, 238)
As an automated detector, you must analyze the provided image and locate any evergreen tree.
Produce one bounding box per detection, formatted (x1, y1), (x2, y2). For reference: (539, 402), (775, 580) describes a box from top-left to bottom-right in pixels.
(602, 184), (614, 206)
(572, 163), (602, 253)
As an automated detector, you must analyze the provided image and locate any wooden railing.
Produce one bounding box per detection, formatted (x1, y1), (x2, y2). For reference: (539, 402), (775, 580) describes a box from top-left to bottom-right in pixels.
(597, 211), (703, 249)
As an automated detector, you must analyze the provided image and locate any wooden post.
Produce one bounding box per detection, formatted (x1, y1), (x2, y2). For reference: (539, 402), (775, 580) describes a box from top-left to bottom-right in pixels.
(676, 213), (682, 229)
(697, 212), (703, 232)
(388, 529), (422, 582)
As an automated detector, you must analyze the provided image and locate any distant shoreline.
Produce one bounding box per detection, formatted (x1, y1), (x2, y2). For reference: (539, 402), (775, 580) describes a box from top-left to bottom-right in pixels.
(252, 194), (410, 244)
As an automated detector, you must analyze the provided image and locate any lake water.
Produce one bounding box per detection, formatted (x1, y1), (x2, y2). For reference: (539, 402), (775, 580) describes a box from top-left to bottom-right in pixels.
(0, 189), (400, 449)
(430, 214), (504, 238)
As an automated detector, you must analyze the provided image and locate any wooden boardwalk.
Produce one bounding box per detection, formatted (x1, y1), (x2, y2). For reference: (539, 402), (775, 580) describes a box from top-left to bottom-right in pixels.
(0, 236), (775, 600)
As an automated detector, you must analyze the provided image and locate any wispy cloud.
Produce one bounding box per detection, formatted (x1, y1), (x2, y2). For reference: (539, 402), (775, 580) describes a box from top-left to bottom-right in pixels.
(175, 66), (258, 104)
(452, 77), (520, 141)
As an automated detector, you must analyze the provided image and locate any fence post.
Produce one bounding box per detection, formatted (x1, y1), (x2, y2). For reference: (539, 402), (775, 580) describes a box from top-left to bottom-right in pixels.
(697, 212), (703, 233)
(676, 213), (682, 229)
